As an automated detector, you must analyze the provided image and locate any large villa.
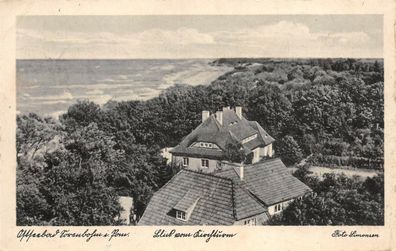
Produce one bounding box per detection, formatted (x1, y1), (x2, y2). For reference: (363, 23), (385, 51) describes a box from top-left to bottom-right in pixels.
(139, 107), (311, 225)
(170, 106), (275, 171)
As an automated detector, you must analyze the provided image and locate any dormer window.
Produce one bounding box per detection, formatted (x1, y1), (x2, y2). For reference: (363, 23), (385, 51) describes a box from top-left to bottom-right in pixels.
(174, 193), (200, 222)
(176, 210), (186, 221)
(241, 134), (258, 144)
(192, 142), (219, 149)
(200, 142), (212, 148)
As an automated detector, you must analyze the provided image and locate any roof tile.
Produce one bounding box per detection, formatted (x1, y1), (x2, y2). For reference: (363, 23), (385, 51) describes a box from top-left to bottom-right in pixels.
(170, 109), (274, 159)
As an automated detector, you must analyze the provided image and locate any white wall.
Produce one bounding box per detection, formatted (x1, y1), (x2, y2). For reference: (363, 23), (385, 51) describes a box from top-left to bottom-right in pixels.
(252, 148), (261, 163)
(173, 156), (219, 173)
(267, 199), (293, 216)
(253, 143), (273, 163)
(259, 145), (269, 157)
(234, 212), (269, 225)
(268, 144), (273, 157)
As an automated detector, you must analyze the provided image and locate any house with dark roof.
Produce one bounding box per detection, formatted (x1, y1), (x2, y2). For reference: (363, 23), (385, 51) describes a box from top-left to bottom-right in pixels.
(169, 106), (275, 172)
(138, 158), (311, 225)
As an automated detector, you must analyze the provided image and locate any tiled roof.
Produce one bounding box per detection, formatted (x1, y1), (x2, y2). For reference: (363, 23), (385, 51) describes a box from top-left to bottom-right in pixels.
(170, 108), (274, 159)
(139, 158), (311, 225)
(217, 158), (312, 206)
(248, 121), (275, 146)
(222, 109), (256, 141)
(138, 169), (237, 225)
(233, 184), (268, 220)
(173, 190), (200, 212)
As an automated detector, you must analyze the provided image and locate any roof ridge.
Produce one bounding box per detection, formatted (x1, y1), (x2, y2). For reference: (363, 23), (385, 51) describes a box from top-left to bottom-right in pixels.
(228, 130), (238, 141)
(182, 168), (234, 183)
(231, 181), (237, 220)
(210, 114), (222, 130)
(155, 167), (185, 191)
(232, 165), (242, 179)
(247, 157), (282, 167)
(219, 158), (281, 171)
(255, 122), (266, 143)
(245, 187), (269, 207)
(237, 183), (268, 209)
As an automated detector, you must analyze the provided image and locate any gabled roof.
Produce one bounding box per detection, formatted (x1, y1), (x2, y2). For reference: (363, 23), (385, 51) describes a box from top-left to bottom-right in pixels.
(169, 115), (231, 159)
(138, 169), (236, 225)
(233, 183), (268, 220)
(170, 108), (275, 159)
(248, 121), (275, 146)
(138, 168), (269, 225)
(222, 109), (256, 141)
(138, 158), (311, 225)
(216, 158), (312, 206)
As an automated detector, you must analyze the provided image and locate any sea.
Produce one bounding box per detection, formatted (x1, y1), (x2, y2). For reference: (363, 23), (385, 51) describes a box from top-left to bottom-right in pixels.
(16, 59), (232, 118)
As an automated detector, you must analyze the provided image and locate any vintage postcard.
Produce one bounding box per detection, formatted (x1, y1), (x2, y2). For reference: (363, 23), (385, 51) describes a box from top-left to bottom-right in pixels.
(0, 0), (395, 250)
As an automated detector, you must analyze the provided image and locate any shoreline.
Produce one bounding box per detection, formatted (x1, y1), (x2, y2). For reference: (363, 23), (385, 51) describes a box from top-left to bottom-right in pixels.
(17, 59), (234, 118)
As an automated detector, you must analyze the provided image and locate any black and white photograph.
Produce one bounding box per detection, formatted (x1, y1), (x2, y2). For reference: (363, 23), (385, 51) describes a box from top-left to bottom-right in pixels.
(15, 15), (384, 227)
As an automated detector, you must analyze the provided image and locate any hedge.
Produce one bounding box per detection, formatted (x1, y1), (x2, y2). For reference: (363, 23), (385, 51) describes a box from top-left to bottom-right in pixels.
(308, 154), (384, 170)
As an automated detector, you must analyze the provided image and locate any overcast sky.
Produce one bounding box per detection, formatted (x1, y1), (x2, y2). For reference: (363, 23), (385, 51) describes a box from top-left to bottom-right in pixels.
(17, 15), (383, 59)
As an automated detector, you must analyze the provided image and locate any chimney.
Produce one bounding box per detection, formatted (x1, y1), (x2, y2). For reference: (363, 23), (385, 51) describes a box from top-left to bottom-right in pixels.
(223, 106), (230, 111)
(215, 111), (223, 125)
(235, 106), (242, 119)
(239, 163), (244, 181)
(202, 110), (210, 122)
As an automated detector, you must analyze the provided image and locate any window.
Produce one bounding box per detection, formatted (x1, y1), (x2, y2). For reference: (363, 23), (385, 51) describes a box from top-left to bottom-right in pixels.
(176, 210), (186, 221)
(194, 142), (218, 149)
(183, 157), (189, 167)
(241, 134), (258, 144)
(274, 204), (283, 213)
(244, 218), (256, 225)
(201, 159), (209, 168)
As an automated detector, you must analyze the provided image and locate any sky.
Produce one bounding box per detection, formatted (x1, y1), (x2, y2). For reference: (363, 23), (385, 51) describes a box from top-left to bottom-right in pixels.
(17, 15), (383, 59)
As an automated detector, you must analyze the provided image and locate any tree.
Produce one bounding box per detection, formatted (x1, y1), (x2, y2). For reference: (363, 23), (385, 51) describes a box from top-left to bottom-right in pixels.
(60, 100), (104, 131)
(247, 82), (294, 138)
(17, 58), (384, 225)
(275, 135), (303, 166)
(373, 60), (381, 73)
(271, 170), (384, 226)
(224, 140), (246, 163)
(17, 122), (125, 225)
(17, 113), (61, 161)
